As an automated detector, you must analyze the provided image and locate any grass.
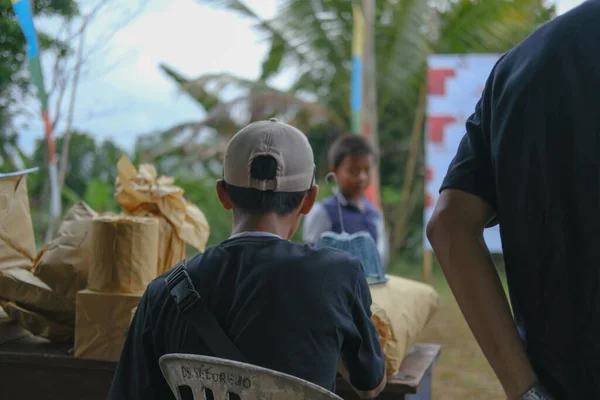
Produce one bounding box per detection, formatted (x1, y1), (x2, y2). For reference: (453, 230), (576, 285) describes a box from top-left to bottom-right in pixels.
(389, 260), (505, 400)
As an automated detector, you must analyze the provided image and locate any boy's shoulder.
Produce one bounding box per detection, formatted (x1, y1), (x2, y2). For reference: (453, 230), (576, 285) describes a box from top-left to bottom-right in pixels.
(208, 235), (362, 268)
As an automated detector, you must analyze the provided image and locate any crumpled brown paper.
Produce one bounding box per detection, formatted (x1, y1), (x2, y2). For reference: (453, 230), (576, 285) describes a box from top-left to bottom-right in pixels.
(153, 216), (186, 276)
(0, 306), (29, 345)
(88, 214), (159, 293)
(0, 171), (37, 271)
(0, 301), (73, 343)
(33, 201), (98, 303)
(114, 155), (210, 274)
(0, 268), (74, 316)
(369, 275), (439, 376)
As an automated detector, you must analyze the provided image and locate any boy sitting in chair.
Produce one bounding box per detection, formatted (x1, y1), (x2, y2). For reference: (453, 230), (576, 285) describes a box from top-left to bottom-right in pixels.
(109, 119), (386, 399)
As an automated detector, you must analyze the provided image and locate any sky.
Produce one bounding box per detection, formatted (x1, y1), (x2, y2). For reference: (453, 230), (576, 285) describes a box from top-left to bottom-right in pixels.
(17, 0), (280, 154)
(15, 0), (587, 155)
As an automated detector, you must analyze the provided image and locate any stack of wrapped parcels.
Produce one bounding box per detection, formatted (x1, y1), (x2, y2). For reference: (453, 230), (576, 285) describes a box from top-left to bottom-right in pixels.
(0, 170), (84, 344)
(0, 160), (439, 375)
(74, 156), (210, 362)
(0, 159), (210, 363)
(74, 214), (159, 361)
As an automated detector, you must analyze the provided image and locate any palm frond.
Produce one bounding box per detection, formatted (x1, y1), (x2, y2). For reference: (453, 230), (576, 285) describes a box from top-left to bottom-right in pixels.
(196, 0), (313, 67)
(436, 0), (554, 54)
(159, 63), (220, 112)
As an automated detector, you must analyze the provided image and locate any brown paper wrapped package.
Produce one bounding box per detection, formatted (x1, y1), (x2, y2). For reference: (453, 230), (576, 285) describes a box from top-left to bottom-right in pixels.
(75, 290), (142, 362)
(154, 216), (186, 276)
(0, 306), (29, 345)
(369, 275), (439, 376)
(0, 267), (74, 316)
(88, 215), (159, 293)
(0, 172), (37, 270)
(0, 301), (73, 343)
(115, 155), (209, 273)
(33, 201), (98, 302)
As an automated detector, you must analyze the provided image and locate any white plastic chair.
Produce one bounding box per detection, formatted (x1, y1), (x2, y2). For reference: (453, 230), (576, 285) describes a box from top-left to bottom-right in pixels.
(159, 353), (343, 400)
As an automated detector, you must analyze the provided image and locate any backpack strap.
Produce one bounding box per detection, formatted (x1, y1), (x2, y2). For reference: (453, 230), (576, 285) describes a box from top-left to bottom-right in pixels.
(165, 259), (247, 363)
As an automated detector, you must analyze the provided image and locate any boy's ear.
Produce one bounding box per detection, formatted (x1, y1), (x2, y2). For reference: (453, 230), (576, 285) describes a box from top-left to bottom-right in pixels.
(300, 185), (319, 215)
(216, 180), (233, 210)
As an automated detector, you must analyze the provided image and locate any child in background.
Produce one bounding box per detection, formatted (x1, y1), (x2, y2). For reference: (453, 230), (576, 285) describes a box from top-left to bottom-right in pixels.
(303, 134), (389, 267)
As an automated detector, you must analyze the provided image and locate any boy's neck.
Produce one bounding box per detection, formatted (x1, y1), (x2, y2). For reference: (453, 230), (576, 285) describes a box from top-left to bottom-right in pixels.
(231, 211), (293, 240)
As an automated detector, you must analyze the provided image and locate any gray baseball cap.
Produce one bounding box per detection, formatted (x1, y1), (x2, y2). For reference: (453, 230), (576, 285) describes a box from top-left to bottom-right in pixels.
(223, 118), (316, 192)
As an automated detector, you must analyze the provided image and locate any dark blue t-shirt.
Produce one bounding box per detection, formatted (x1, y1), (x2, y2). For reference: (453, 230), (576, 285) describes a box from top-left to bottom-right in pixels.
(440, 2), (600, 398)
(108, 235), (385, 399)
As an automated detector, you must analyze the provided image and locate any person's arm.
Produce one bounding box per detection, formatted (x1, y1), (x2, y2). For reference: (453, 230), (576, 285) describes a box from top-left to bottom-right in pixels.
(302, 202), (332, 244)
(427, 189), (536, 400)
(426, 62), (539, 399)
(338, 360), (387, 399)
(339, 263), (387, 399)
(108, 289), (171, 400)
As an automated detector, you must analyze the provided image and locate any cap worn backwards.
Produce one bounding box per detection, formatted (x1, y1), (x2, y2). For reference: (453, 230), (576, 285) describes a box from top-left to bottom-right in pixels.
(223, 118), (316, 192)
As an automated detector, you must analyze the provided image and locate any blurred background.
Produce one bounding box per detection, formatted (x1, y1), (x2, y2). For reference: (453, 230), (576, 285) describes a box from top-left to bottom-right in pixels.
(1, 0), (585, 398)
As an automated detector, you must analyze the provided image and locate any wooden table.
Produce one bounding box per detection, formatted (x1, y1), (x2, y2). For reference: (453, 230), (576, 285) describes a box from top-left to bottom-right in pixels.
(335, 343), (441, 400)
(0, 329), (440, 400)
(0, 335), (115, 400)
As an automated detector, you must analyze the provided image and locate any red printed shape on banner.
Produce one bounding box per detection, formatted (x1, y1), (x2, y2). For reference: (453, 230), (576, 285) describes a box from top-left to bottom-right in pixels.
(427, 68), (456, 96)
(427, 115), (456, 144)
(425, 167), (433, 182)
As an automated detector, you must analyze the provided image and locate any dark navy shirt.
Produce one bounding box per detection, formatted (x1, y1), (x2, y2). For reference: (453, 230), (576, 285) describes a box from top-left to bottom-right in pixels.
(440, 2), (600, 398)
(108, 235), (385, 399)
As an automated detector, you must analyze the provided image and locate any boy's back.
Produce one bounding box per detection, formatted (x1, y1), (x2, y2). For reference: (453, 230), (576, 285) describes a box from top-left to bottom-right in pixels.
(109, 119), (386, 399)
(109, 234), (385, 400)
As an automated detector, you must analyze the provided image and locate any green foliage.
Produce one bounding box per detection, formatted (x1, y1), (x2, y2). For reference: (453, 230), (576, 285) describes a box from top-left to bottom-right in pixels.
(29, 131), (125, 245)
(0, 0), (78, 124)
(176, 177), (231, 248)
(260, 35), (286, 80)
(192, 0), (555, 267)
(61, 184), (81, 204)
(83, 179), (117, 212)
(0, 0), (78, 169)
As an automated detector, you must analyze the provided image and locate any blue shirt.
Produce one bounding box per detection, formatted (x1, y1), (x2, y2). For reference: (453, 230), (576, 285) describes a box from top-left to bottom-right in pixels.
(303, 193), (389, 267)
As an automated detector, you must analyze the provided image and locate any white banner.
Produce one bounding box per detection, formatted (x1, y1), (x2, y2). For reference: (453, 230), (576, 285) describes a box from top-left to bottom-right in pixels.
(424, 54), (503, 253)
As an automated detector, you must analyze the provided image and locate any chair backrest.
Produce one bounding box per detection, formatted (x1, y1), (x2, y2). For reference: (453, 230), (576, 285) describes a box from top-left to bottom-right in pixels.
(159, 353), (343, 400)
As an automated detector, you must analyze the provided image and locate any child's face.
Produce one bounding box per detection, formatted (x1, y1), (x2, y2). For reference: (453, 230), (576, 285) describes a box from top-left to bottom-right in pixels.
(333, 155), (373, 199)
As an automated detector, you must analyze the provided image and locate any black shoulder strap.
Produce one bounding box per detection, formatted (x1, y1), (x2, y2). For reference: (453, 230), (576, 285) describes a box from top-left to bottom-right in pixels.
(165, 260), (246, 363)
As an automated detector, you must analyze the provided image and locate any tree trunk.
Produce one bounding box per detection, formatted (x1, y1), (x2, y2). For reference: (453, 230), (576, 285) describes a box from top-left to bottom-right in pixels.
(391, 84), (427, 261)
(58, 16), (87, 192)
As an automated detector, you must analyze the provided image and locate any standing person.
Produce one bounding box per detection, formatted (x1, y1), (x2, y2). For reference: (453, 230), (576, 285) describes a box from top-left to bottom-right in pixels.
(303, 134), (389, 267)
(108, 119), (386, 399)
(427, 2), (600, 399)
